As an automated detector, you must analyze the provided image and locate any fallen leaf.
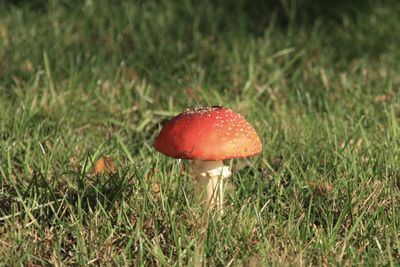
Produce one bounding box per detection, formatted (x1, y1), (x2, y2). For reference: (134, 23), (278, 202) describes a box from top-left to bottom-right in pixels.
(357, 241), (369, 254)
(94, 156), (116, 175)
(307, 181), (333, 196)
(146, 169), (160, 193)
(373, 92), (394, 103)
(154, 182), (160, 193)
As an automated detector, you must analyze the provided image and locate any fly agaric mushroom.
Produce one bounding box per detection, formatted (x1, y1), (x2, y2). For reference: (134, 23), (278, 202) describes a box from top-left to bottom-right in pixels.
(154, 106), (262, 213)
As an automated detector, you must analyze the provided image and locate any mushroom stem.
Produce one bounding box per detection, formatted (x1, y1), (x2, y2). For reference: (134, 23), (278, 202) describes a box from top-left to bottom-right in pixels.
(191, 160), (232, 214)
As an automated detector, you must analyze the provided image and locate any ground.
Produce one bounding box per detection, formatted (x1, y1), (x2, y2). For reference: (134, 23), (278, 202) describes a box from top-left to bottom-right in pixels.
(0, 0), (400, 265)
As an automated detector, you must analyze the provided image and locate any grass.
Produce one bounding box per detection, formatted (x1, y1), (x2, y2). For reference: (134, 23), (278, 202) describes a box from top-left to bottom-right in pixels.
(1, 0), (400, 265)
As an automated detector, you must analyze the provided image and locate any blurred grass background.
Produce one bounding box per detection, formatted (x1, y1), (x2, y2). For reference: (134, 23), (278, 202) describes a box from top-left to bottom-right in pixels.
(0, 0), (400, 265)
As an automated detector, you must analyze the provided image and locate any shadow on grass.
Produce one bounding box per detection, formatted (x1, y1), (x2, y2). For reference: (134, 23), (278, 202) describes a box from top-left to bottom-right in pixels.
(4, 0), (374, 30)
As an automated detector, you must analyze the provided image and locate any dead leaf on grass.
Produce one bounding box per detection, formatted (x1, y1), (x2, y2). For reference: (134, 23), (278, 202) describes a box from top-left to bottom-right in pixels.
(94, 156), (117, 175)
(307, 181), (333, 196)
(154, 182), (160, 193)
(373, 92), (394, 103)
(146, 169), (160, 193)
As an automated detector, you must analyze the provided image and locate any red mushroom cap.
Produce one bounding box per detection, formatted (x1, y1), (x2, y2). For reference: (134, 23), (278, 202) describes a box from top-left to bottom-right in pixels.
(154, 106), (262, 160)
